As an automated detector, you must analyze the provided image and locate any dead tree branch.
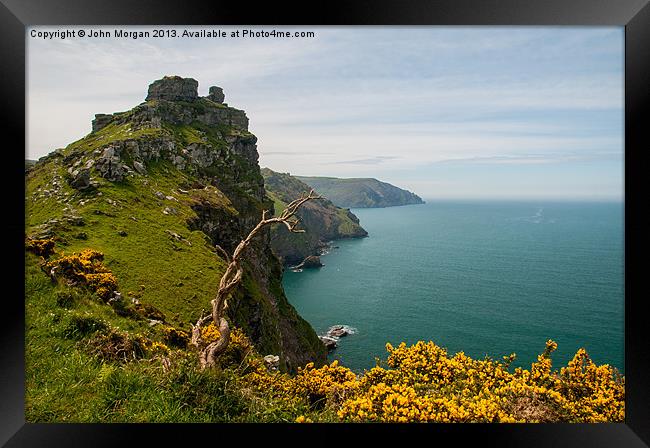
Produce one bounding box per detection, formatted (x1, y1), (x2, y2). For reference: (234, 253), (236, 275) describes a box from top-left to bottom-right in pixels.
(191, 189), (321, 369)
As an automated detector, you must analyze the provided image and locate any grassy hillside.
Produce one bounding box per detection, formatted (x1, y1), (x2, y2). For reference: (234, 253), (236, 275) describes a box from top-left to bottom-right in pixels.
(25, 251), (331, 422)
(297, 176), (424, 208)
(262, 168), (367, 264)
(26, 77), (327, 379)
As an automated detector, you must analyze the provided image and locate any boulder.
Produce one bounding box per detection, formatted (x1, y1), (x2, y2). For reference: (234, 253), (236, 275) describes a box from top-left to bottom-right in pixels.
(92, 114), (113, 132)
(133, 160), (147, 175)
(146, 76), (199, 102)
(95, 146), (126, 181)
(328, 325), (350, 338)
(263, 354), (280, 372)
(319, 336), (337, 351)
(62, 213), (85, 226)
(69, 169), (91, 190)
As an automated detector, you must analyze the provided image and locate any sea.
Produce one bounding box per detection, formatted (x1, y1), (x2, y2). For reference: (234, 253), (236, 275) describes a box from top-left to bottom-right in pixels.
(282, 200), (624, 374)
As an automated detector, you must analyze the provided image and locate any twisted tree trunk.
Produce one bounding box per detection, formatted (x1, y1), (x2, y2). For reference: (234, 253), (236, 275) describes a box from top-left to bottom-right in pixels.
(190, 190), (321, 369)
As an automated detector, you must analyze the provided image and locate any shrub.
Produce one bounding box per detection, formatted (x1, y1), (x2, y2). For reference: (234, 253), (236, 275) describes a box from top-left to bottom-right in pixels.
(44, 249), (118, 300)
(335, 340), (624, 423)
(160, 326), (190, 348)
(133, 303), (166, 321)
(86, 329), (146, 362)
(25, 237), (56, 258)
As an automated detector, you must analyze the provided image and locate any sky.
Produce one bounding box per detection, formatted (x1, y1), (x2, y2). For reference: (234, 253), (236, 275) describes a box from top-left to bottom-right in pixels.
(27, 26), (624, 200)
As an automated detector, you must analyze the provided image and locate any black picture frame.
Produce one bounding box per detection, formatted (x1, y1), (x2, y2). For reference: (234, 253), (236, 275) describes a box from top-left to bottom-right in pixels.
(2, 0), (648, 445)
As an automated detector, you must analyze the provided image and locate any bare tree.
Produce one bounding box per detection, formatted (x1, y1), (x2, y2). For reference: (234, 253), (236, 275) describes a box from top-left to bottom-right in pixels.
(190, 190), (321, 369)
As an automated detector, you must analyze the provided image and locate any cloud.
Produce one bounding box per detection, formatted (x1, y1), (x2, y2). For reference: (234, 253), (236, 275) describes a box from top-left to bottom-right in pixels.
(327, 156), (400, 166)
(430, 153), (621, 166)
(26, 26), (623, 199)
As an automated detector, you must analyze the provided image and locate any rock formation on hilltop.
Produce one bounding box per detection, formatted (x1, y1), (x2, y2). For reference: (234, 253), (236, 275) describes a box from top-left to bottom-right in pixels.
(145, 76), (199, 102)
(27, 76), (327, 371)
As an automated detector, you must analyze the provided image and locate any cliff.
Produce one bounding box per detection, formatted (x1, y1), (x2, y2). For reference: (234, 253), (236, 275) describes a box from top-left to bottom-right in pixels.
(262, 168), (368, 265)
(297, 176), (424, 208)
(26, 76), (326, 372)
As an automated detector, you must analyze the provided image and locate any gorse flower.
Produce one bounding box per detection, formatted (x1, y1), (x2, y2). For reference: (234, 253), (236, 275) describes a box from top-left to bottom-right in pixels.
(44, 249), (118, 300)
(25, 237), (56, 258)
(228, 333), (623, 423)
(200, 323), (222, 344)
(336, 340), (624, 423)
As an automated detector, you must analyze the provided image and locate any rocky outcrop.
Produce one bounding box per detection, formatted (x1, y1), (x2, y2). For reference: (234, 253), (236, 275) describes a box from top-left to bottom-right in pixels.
(68, 168), (91, 190)
(319, 336), (337, 351)
(94, 146), (128, 182)
(208, 86), (225, 104)
(327, 325), (353, 338)
(92, 114), (113, 132)
(146, 75), (199, 102)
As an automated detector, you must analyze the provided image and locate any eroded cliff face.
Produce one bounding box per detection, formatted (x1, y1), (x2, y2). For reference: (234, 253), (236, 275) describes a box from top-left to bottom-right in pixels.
(262, 168), (368, 266)
(27, 76), (327, 371)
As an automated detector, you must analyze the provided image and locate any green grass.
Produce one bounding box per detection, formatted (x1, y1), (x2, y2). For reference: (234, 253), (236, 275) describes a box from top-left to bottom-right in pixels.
(26, 131), (325, 370)
(27, 160), (229, 328)
(266, 190), (286, 216)
(66, 122), (166, 155)
(163, 123), (208, 146)
(25, 252), (323, 422)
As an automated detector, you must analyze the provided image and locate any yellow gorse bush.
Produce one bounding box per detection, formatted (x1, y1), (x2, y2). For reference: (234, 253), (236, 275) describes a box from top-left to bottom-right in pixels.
(293, 359), (359, 406)
(200, 322), (222, 344)
(337, 339), (624, 423)
(136, 335), (170, 355)
(44, 249), (118, 300)
(221, 329), (622, 423)
(25, 237), (56, 258)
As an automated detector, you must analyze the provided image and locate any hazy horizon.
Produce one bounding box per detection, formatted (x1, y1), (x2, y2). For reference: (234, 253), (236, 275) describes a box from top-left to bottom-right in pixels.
(27, 26), (623, 201)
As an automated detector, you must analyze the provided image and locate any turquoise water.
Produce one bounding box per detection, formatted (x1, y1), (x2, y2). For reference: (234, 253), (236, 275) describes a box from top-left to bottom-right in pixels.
(283, 201), (624, 373)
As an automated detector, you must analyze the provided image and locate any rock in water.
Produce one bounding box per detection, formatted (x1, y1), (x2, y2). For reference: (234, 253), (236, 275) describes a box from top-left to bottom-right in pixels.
(292, 255), (323, 270)
(145, 76), (199, 102)
(328, 325), (349, 338)
(319, 336), (338, 351)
